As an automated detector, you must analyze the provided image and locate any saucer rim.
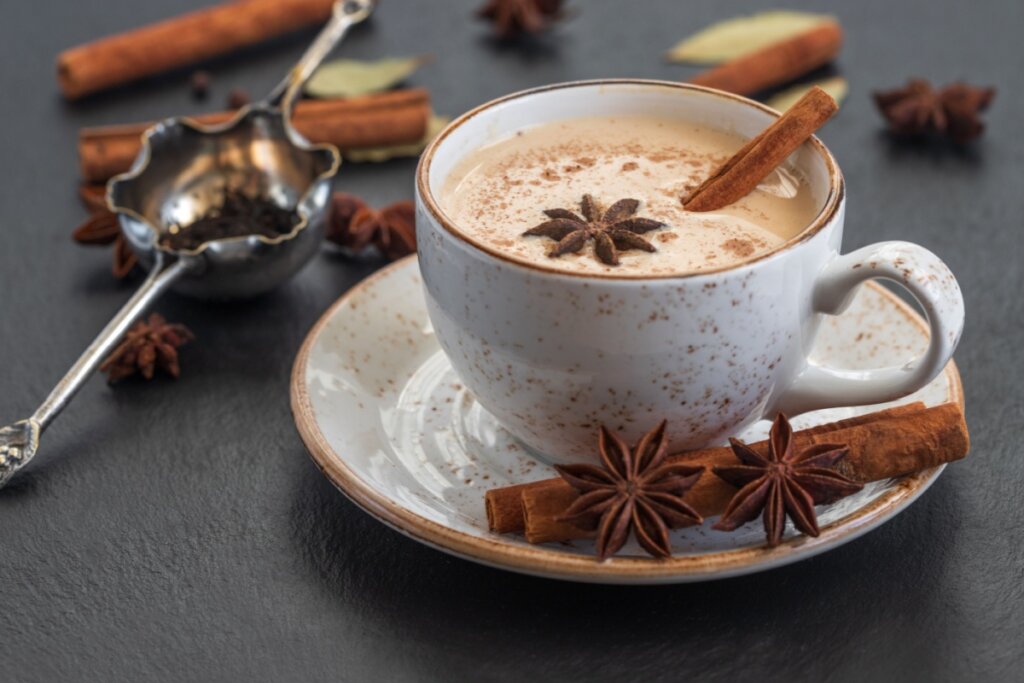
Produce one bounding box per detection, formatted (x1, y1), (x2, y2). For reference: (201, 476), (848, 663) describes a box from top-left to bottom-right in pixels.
(290, 255), (964, 584)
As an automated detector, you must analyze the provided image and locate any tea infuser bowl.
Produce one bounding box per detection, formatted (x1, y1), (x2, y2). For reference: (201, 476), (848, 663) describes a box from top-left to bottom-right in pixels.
(109, 107), (338, 300)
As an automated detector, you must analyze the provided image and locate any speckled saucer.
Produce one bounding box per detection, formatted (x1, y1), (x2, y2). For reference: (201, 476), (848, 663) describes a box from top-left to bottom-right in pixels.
(291, 256), (963, 584)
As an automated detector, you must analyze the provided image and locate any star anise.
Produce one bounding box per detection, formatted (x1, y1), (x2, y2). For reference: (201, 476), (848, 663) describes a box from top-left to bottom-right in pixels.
(72, 185), (137, 279)
(555, 421), (704, 560)
(476, 0), (565, 38)
(712, 414), (863, 547)
(99, 314), (194, 384)
(874, 79), (996, 144)
(326, 192), (416, 261)
(523, 194), (663, 266)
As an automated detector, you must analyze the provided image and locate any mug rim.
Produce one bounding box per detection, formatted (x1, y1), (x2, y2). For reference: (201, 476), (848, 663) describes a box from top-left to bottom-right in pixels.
(417, 79), (845, 281)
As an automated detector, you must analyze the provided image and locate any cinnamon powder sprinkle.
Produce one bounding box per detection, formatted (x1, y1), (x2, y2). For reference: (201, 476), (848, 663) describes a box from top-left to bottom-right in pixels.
(722, 238), (756, 258)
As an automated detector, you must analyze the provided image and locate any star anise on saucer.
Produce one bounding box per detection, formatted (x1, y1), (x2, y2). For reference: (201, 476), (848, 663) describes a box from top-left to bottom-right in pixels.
(476, 0), (565, 38)
(874, 79), (996, 144)
(555, 421), (704, 560)
(711, 414), (863, 547)
(523, 193), (663, 266)
(72, 185), (137, 279)
(327, 192), (416, 261)
(99, 314), (194, 384)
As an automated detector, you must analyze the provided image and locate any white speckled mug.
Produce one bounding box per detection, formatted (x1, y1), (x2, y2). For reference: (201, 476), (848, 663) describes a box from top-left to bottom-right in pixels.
(415, 80), (965, 464)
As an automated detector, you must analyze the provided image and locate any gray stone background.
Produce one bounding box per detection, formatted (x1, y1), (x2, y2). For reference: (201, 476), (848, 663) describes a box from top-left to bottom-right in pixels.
(0, 0), (1020, 680)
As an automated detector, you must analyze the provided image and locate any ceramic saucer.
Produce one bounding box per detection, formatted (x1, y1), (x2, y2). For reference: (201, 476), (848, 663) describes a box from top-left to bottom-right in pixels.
(291, 256), (963, 584)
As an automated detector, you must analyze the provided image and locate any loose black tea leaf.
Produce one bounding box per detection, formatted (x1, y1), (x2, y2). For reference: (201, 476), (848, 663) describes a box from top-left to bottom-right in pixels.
(160, 189), (299, 251)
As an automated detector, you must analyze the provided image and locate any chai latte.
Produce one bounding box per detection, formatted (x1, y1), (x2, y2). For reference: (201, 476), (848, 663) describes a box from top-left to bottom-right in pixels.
(440, 116), (821, 275)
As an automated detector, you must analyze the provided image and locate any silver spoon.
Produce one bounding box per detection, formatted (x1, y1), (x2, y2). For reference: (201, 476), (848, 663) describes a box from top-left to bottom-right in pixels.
(0, 0), (376, 487)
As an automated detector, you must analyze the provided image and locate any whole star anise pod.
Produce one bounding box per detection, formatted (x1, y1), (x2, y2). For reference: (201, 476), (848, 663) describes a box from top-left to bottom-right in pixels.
(72, 185), (137, 279)
(555, 421), (704, 560)
(874, 79), (996, 144)
(476, 0), (564, 38)
(523, 194), (663, 266)
(327, 192), (416, 261)
(99, 314), (194, 384)
(712, 414), (863, 547)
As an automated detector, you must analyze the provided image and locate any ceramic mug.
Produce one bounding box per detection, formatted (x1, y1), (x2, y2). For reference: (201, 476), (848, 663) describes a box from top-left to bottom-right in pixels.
(415, 80), (964, 464)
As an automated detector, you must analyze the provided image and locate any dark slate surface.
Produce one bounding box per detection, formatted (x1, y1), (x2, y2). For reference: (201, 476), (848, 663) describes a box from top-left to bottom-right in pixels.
(0, 1), (1020, 681)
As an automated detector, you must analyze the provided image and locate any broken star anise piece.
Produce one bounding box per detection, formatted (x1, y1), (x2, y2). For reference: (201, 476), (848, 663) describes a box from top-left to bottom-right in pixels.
(523, 193), (663, 266)
(99, 314), (194, 384)
(712, 413), (863, 547)
(874, 79), (996, 144)
(476, 0), (565, 38)
(326, 192), (416, 261)
(555, 421), (704, 561)
(72, 184), (137, 279)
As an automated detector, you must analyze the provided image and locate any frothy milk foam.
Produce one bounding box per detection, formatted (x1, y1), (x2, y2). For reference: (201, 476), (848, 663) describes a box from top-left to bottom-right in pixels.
(440, 116), (821, 276)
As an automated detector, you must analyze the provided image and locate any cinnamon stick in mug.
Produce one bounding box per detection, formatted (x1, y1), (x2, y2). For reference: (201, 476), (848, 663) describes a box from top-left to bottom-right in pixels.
(683, 86), (838, 212)
(78, 89), (431, 183)
(57, 0), (338, 99)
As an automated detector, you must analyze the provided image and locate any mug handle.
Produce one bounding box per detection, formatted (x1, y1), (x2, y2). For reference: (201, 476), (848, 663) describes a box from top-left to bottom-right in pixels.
(773, 241), (965, 416)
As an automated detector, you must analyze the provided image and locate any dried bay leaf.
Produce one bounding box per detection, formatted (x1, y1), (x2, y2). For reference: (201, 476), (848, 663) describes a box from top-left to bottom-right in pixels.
(766, 77), (848, 112)
(345, 113), (450, 163)
(665, 11), (836, 64)
(305, 56), (430, 98)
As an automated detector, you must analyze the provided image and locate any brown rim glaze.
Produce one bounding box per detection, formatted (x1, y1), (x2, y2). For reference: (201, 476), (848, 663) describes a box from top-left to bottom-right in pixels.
(290, 257), (963, 583)
(416, 79), (845, 281)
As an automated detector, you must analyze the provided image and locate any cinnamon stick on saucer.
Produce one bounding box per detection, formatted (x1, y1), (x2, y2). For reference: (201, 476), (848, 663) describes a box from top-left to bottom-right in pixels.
(488, 402), (924, 536)
(485, 402), (970, 544)
(682, 86), (838, 213)
(57, 0), (338, 99)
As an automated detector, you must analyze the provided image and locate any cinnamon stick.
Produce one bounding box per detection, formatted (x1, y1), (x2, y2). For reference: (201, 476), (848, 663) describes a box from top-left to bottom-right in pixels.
(689, 22), (844, 97)
(682, 85), (838, 212)
(78, 89), (431, 183)
(523, 484), (588, 544)
(486, 403), (970, 544)
(57, 0), (337, 99)
(485, 479), (564, 536)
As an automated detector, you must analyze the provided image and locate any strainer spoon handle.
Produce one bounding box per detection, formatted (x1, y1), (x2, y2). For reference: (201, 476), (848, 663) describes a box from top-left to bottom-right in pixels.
(0, 257), (188, 487)
(264, 0), (376, 113)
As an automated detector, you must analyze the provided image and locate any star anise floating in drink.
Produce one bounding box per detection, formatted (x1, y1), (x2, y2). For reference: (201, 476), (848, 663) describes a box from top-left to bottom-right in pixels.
(100, 314), (194, 384)
(72, 185), (137, 279)
(476, 0), (565, 38)
(712, 414), (862, 547)
(523, 194), (664, 266)
(327, 192), (416, 261)
(874, 79), (996, 144)
(555, 421), (704, 560)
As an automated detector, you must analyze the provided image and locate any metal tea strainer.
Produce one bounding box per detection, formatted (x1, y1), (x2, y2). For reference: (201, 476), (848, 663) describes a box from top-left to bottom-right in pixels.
(0, 0), (376, 487)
